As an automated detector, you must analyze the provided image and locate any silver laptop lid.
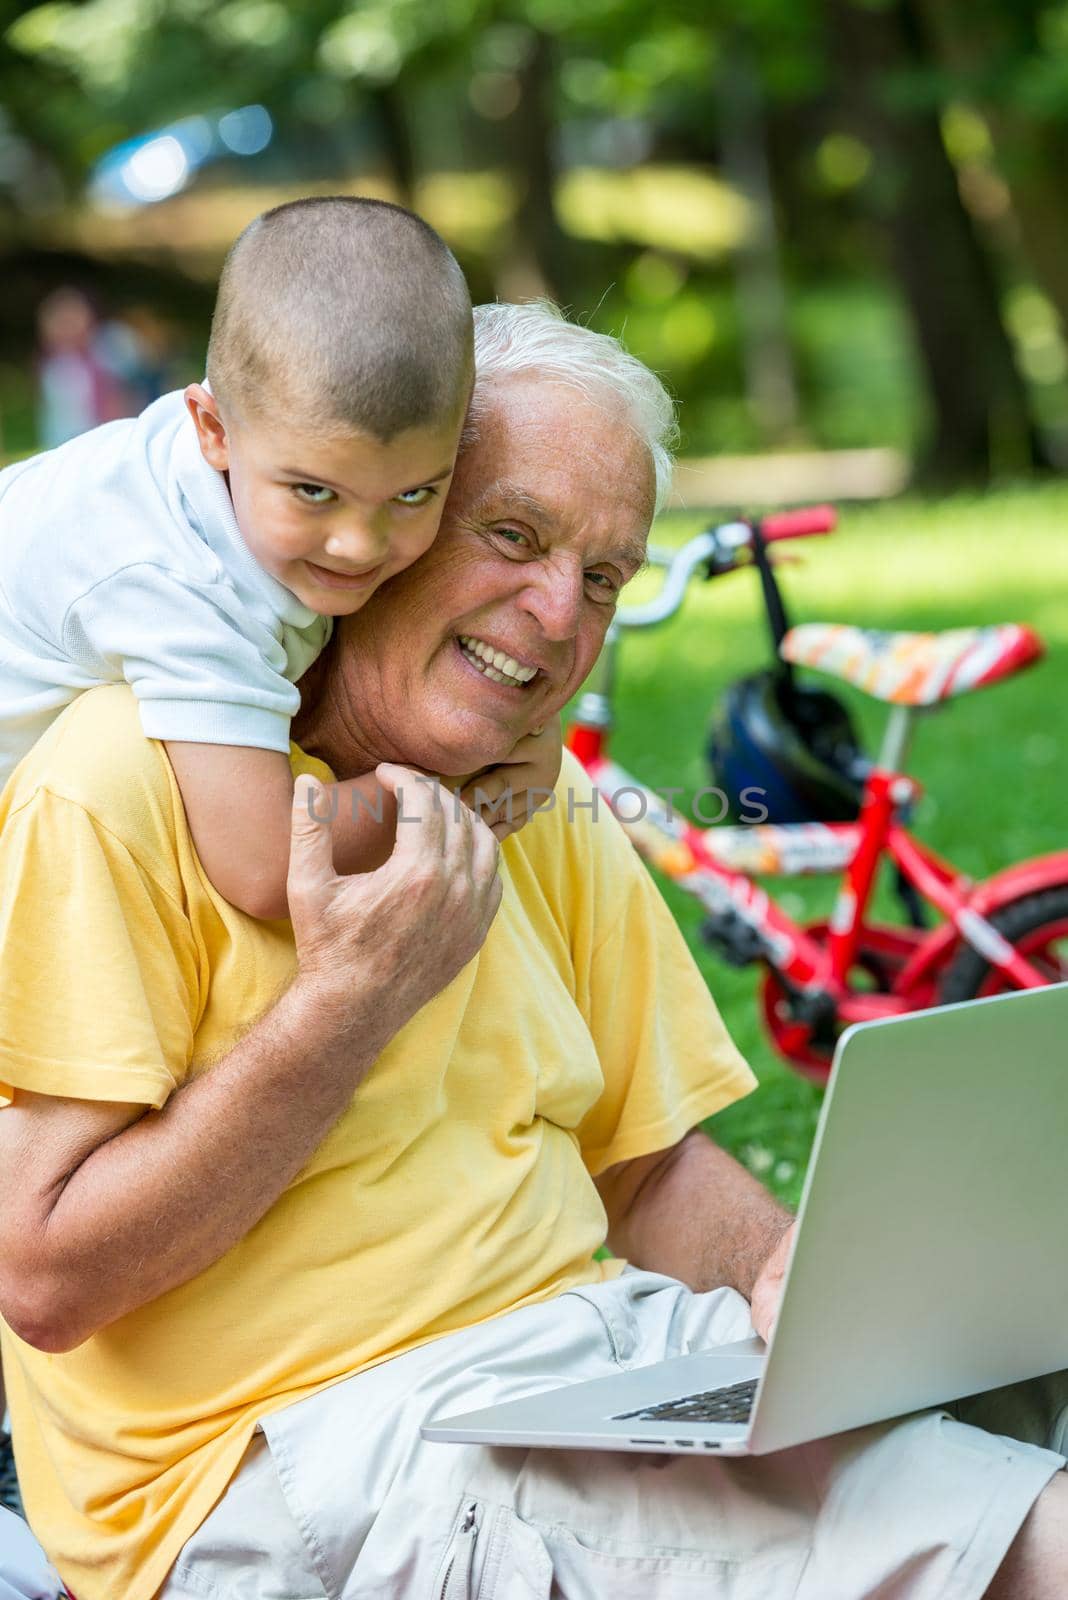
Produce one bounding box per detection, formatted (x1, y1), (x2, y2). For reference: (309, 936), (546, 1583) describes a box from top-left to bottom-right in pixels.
(749, 982), (1068, 1454)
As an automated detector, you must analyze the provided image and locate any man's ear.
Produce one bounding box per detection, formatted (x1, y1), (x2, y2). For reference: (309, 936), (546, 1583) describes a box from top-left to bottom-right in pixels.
(185, 383), (230, 472)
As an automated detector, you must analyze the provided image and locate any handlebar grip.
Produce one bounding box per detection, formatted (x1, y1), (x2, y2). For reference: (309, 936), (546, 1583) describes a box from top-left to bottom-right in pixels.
(759, 505), (837, 541)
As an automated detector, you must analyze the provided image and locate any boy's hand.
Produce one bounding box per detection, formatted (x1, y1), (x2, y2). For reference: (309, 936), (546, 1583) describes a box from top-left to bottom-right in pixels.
(459, 720), (563, 841)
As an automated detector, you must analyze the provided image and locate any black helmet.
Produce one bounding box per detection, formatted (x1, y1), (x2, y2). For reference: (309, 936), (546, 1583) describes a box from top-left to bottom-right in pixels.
(707, 668), (869, 824)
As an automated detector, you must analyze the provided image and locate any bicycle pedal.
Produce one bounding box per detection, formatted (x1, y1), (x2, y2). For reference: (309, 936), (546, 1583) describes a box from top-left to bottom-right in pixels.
(700, 911), (766, 967)
(0, 1430), (23, 1517)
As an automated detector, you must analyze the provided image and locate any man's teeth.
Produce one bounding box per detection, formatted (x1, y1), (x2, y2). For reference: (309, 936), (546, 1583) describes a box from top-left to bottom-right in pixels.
(458, 635), (537, 686)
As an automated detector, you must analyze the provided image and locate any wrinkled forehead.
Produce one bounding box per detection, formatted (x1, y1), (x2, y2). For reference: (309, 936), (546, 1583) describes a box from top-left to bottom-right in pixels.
(460, 375), (656, 546)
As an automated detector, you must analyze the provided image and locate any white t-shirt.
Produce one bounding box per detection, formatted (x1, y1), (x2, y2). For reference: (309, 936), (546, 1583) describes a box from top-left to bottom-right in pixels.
(0, 390), (331, 786)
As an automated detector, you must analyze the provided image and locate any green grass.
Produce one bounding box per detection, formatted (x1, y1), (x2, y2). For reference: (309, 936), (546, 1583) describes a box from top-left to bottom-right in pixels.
(607, 483), (1068, 1208)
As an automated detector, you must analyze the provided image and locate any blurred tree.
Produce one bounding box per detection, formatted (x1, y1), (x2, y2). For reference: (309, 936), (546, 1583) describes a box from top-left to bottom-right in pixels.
(463, 20), (572, 299)
(367, 85), (416, 203)
(2, 0), (1064, 475)
(717, 25), (800, 443)
(918, 0), (1068, 340)
(825, 0), (1048, 480)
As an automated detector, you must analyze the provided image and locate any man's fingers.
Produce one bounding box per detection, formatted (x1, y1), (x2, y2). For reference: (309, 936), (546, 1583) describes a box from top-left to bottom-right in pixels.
(288, 775), (338, 903)
(374, 762), (436, 807)
(749, 1287), (775, 1345)
(748, 1221), (795, 1344)
(376, 763), (446, 860)
(470, 812), (503, 899)
(469, 814), (504, 936)
(373, 764), (501, 944)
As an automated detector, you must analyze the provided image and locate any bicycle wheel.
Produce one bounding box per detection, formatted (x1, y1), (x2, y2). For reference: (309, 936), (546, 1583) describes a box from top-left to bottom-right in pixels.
(938, 886), (1068, 1003)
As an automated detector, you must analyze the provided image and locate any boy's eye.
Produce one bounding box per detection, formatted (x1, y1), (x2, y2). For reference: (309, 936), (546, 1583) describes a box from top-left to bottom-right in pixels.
(394, 486), (436, 507)
(292, 483), (336, 505)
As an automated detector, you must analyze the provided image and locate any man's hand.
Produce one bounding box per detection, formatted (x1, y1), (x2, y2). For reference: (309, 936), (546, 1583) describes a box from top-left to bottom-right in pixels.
(749, 1220), (797, 1343)
(0, 766), (503, 1353)
(459, 720), (562, 841)
(595, 1131), (795, 1326)
(289, 766), (502, 1044)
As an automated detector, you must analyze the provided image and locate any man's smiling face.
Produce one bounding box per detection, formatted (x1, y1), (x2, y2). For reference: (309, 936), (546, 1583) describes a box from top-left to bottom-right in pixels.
(331, 373), (655, 776)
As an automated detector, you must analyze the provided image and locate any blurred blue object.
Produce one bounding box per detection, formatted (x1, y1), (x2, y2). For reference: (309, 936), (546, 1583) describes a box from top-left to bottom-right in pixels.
(89, 106), (274, 208)
(218, 105), (273, 157)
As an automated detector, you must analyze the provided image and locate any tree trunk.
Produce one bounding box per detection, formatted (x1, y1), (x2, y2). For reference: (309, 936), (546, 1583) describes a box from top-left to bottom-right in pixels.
(828, 0), (1047, 481)
(917, 0), (1068, 338)
(493, 28), (572, 303)
(368, 84), (416, 205)
(717, 29), (800, 445)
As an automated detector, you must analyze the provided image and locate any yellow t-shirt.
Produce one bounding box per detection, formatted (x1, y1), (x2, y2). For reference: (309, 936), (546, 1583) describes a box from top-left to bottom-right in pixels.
(0, 686), (755, 1600)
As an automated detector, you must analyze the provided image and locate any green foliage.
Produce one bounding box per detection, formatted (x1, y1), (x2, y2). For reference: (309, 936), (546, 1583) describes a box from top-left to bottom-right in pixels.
(6, 0), (1068, 468)
(582, 273), (924, 455)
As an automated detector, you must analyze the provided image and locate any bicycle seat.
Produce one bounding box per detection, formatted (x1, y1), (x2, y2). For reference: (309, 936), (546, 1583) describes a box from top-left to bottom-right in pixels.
(779, 622), (1043, 706)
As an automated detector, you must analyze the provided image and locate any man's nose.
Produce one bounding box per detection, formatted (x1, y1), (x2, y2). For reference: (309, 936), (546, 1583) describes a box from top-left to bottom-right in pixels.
(519, 562), (584, 641)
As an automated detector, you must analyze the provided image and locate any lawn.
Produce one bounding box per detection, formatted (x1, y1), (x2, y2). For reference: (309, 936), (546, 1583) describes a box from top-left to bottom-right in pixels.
(604, 482), (1068, 1207)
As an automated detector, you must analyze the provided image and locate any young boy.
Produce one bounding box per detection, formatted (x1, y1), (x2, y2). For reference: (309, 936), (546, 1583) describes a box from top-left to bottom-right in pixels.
(0, 197), (558, 918)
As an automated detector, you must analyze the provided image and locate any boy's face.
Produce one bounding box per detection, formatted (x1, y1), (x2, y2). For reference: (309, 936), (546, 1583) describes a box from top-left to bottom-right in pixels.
(186, 385), (464, 617)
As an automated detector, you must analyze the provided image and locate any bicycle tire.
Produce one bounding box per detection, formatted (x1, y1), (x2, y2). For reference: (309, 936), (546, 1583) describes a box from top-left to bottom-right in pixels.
(938, 886), (1068, 1003)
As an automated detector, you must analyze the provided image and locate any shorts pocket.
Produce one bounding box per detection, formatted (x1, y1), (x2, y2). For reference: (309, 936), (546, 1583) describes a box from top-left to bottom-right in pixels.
(538, 1524), (809, 1599)
(477, 1505), (554, 1600)
(431, 1499), (554, 1600)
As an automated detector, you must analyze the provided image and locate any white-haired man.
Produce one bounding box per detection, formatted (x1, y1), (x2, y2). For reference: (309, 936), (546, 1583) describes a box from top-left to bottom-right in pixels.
(0, 305), (1065, 1600)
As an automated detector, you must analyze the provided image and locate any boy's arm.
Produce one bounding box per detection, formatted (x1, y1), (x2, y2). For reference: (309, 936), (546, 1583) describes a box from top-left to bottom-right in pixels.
(164, 743), (400, 919)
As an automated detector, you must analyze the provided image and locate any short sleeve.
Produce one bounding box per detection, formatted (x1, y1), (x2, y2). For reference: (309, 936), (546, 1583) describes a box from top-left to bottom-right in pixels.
(539, 761), (757, 1175)
(64, 562), (304, 753)
(0, 787), (199, 1109)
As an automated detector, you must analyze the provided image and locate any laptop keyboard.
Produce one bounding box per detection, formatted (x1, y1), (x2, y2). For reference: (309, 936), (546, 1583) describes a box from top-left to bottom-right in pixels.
(612, 1377), (758, 1426)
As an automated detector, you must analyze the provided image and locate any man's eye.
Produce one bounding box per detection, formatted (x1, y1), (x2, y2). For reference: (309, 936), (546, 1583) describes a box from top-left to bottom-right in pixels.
(394, 486), (436, 507)
(292, 483), (336, 505)
(586, 570), (620, 601)
(496, 526), (530, 549)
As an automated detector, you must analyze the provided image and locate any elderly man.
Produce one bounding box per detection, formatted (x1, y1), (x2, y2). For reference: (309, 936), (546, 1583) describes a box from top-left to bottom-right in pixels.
(0, 304), (1065, 1600)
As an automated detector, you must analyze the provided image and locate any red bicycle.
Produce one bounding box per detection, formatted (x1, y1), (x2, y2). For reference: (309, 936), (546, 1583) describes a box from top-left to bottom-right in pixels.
(566, 507), (1068, 1082)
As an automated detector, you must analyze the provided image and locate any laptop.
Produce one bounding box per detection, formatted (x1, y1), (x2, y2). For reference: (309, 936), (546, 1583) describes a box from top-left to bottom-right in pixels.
(423, 983), (1068, 1457)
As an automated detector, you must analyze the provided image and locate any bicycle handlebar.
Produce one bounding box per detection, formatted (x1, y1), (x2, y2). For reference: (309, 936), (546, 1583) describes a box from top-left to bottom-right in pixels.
(616, 505), (835, 630)
(619, 529), (721, 627)
(760, 504), (837, 541)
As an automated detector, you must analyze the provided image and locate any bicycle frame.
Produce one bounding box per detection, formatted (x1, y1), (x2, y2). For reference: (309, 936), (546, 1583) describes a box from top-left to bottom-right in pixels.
(567, 603), (1059, 1081)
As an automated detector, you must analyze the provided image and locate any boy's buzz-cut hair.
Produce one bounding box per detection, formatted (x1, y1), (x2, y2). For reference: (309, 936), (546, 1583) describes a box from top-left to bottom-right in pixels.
(207, 196), (473, 439)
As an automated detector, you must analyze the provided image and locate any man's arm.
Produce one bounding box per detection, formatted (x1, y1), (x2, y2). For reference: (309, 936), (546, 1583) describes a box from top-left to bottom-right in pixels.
(595, 1128), (793, 1335)
(0, 768), (501, 1354)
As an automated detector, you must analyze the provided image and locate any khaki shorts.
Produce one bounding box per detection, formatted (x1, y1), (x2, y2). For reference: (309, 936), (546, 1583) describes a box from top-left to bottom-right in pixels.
(160, 1272), (1066, 1600)
(0, 1506), (63, 1600)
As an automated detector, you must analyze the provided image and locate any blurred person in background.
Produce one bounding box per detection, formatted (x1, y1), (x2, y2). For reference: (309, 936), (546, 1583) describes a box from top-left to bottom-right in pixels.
(96, 304), (181, 415)
(34, 288), (117, 448)
(34, 289), (174, 449)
